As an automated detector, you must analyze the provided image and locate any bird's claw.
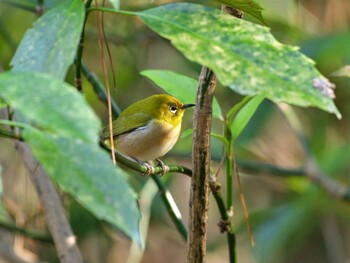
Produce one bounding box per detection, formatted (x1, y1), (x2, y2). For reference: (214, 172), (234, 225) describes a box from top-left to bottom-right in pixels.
(131, 156), (154, 176)
(155, 159), (169, 176)
(130, 157), (169, 176)
(142, 162), (155, 176)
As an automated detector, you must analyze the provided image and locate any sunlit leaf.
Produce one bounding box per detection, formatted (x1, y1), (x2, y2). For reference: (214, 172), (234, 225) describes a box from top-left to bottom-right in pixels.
(141, 70), (223, 120)
(137, 3), (340, 118)
(11, 0), (85, 79)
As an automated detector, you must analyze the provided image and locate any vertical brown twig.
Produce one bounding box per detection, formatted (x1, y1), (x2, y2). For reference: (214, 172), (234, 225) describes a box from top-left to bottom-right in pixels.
(186, 67), (217, 263)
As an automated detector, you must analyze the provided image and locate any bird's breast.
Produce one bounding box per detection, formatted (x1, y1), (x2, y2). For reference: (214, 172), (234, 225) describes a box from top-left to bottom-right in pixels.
(114, 120), (181, 161)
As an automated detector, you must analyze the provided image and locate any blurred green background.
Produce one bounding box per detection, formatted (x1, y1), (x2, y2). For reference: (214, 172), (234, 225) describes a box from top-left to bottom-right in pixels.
(0, 0), (350, 262)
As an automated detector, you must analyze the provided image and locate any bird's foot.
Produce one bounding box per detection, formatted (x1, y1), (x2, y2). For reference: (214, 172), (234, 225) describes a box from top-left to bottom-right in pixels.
(131, 157), (155, 176)
(142, 162), (155, 176)
(155, 159), (170, 176)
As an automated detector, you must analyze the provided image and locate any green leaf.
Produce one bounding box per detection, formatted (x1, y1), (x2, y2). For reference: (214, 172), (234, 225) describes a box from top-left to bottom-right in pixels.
(0, 72), (99, 144)
(231, 95), (264, 140)
(141, 70), (223, 120)
(137, 3), (340, 118)
(0, 70), (142, 246)
(216, 0), (265, 24)
(22, 128), (142, 247)
(11, 0), (85, 79)
(331, 65), (350, 78)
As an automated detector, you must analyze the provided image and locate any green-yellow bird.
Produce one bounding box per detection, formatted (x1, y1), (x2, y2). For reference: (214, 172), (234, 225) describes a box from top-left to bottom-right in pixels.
(101, 94), (195, 164)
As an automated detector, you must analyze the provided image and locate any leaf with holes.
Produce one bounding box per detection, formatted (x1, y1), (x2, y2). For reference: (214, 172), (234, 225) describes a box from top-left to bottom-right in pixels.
(216, 0), (265, 24)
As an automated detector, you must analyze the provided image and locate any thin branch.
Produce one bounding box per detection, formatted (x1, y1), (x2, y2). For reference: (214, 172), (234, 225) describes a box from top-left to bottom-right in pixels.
(279, 104), (350, 201)
(74, 0), (93, 91)
(0, 129), (23, 141)
(209, 177), (236, 262)
(306, 159), (350, 201)
(87, 6), (135, 16)
(237, 160), (306, 177)
(102, 141), (190, 242)
(2, 127), (348, 202)
(15, 142), (83, 263)
(100, 141), (192, 177)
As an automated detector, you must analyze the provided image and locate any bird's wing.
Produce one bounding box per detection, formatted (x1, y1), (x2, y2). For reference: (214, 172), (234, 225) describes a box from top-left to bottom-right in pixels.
(101, 112), (152, 140)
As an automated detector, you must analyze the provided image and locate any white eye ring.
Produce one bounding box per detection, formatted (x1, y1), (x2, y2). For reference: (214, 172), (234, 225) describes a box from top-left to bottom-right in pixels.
(170, 105), (177, 114)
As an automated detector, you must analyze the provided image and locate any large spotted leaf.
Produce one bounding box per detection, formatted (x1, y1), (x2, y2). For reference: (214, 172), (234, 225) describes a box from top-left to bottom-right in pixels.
(136, 3), (340, 118)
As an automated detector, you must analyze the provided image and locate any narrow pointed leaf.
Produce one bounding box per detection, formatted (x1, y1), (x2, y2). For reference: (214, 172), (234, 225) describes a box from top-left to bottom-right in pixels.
(141, 70), (223, 120)
(137, 3), (340, 118)
(231, 95), (264, 140)
(11, 0), (85, 79)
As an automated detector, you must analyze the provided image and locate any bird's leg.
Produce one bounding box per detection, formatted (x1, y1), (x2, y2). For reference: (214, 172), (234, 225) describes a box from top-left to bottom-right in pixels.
(131, 157), (155, 175)
(155, 159), (170, 176)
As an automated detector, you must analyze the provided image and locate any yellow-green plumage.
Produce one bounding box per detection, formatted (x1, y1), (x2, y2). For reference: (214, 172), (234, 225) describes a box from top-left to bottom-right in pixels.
(101, 94), (194, 161)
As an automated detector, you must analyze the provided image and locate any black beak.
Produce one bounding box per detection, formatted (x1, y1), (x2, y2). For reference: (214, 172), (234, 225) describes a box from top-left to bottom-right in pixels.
(182, 104), (196, 110)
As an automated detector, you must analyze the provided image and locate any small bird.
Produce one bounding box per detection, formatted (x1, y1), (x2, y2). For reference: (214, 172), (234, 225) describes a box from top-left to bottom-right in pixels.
(101, 94), (195, 170)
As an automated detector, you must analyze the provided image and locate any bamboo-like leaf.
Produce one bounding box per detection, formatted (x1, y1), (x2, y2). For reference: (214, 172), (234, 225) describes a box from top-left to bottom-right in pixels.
(231, 95), (264, 140)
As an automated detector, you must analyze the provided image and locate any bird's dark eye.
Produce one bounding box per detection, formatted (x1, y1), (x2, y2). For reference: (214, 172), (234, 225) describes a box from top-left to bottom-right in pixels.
(170, 105), (177, 114)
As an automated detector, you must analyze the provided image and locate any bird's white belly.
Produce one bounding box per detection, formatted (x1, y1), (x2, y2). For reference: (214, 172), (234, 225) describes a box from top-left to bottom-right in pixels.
(115, 120), (181, 161)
